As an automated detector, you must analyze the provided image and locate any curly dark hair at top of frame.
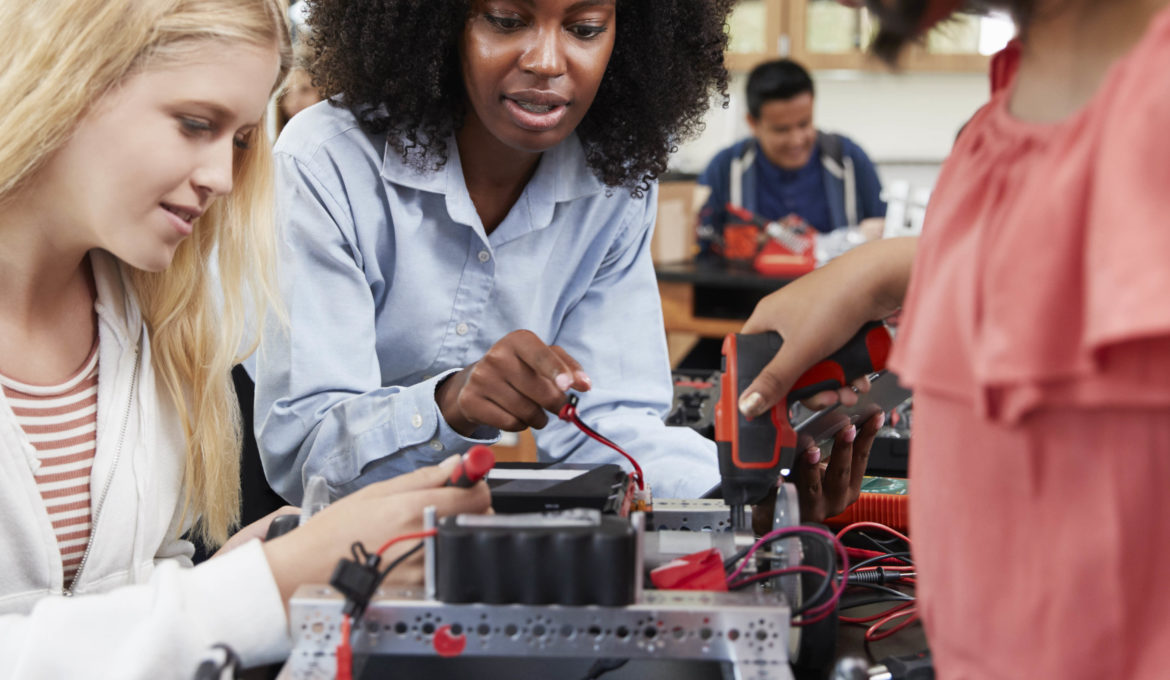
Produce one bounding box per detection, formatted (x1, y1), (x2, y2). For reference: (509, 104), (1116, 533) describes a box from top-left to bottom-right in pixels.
(868, 0), (1036, 63)
(303, 0), (734, 196)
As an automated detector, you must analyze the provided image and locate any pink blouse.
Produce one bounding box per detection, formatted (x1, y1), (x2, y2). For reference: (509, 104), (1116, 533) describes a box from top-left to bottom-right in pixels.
(889, 7), (1170, 679)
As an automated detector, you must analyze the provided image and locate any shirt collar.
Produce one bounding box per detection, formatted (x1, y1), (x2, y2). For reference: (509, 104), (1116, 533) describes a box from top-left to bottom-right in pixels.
(379, 131), (607, 232)
(89, 249), (141, 349)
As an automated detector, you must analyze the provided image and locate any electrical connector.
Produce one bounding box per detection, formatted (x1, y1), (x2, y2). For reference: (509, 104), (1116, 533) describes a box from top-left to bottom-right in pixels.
(846, 566), (914, 586)
(631, 485), (653, 512)
(329, 551), (382, 620)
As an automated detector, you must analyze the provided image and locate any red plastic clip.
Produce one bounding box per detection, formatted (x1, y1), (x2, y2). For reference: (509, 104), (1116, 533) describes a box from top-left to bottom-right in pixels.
(649, 548), (729, 592)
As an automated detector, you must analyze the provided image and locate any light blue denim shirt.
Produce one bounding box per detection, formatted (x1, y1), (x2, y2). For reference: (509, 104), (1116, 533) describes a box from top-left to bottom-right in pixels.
(254, 101), (718, 503)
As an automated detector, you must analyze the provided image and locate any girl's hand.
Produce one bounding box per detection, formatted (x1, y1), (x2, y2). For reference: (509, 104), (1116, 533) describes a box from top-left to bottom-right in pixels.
(435, 329), (591, 435)
(262, 457), (492, 606)
(738, 237), (916, 419)
(791, 411), (885, 523)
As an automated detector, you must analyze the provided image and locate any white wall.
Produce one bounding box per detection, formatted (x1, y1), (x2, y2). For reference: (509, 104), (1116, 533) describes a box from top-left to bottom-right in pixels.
(669, 69), (993, 192)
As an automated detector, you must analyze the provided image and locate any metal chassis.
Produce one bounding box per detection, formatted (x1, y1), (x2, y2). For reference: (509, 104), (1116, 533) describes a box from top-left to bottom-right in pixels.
(278, 487), (803, 680)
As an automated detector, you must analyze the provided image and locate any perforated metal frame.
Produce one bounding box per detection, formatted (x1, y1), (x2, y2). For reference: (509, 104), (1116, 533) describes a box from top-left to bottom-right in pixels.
(648, 498), (751, 532)
(278, 586), (795, 680)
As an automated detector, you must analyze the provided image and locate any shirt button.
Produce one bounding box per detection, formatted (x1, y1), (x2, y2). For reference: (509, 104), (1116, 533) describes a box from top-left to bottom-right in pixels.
(411, 413), (423, 428)
(456, 322), (469, 336)
(478, 250), (491, 263)
(429, 440), (444, 451)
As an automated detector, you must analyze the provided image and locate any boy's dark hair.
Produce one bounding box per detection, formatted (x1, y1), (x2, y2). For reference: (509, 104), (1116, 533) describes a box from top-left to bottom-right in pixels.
(746, 59), (815, 119)
(303, 0), (734, 196)
(868, 0), (1036, 64)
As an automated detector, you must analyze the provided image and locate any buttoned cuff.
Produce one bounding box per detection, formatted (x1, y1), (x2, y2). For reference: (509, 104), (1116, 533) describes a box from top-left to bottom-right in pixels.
(410, 369), (500, 461)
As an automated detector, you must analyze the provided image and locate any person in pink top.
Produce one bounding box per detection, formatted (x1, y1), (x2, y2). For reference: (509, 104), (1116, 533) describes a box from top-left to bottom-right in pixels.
(737, 0), (1170, 678)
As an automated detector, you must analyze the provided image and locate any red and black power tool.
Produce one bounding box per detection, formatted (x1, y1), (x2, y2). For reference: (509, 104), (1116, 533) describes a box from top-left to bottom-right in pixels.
(714, 322), (893, 529)
(719, 205), (817, 278)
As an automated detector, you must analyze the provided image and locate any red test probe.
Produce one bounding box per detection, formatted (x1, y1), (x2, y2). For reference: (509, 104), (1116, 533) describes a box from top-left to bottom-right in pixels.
(444, 445), (496, 488)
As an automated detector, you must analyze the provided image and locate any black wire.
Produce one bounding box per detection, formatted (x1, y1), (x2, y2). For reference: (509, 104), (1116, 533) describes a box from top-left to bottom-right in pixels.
(722, 529), (834, 574)
(723, 535), (777, 571)
(722, 532), (805, 578)
(844, 582), (915, 600)
(378, 542), (424, 584)
(193, 644), (240, 680)
(791, 531), (838, 616)
(838, 594), (916, 610)
(723, 547), (750, 571)
(867, 533), (906, 549)
(339, 541), (425, 627)
(578, 658), (629, 680)
(725, 531), (847, 613)
(850, 531), (907, 555)
(722, 530), (839, 617)
(848, 551), (914, 573)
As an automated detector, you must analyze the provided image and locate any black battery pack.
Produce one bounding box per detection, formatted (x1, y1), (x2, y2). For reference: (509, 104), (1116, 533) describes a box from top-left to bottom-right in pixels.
(435, 510), (636, 606)
(487, 463), (634, 516)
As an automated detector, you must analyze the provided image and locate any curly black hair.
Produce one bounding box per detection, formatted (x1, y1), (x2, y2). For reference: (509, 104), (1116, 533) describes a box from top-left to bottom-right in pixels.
(303, 0), (733, 195)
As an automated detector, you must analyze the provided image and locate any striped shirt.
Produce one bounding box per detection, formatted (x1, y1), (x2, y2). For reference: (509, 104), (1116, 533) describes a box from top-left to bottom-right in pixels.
(0, 343), (99, 588)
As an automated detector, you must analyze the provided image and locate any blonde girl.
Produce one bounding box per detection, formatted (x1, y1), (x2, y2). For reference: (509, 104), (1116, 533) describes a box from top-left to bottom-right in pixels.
(0, 1), (488, 676)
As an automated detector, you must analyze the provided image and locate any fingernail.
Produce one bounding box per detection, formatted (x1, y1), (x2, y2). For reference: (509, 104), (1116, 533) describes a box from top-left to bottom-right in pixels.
(874, 412), (886, 430)
(739, 392), (764, 418)
(555, 373), (573, 391)
(574, 370), (592, 388)
(805, 446), (821, 465)
(843, 425), (857, 443)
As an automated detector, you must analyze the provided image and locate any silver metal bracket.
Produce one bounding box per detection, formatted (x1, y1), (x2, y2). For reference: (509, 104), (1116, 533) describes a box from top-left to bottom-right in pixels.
(648, 497), (751, 533)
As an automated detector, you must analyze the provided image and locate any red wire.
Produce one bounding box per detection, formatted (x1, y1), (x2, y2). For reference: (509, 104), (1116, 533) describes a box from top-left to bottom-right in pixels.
(673, 380), (713, 389)
(726, 564), (852, 628)
(835, 521), (918, 640)
(376, 529), (437, 557)
(724, 525), (849, 627)
(727, 525), (847, 584)
(729, 522), (917, 634)
(836, 521), (911, 545)
(865, 607), (919, 642)
(795, 597), (841, 627)
(558, 401), (645, 490)
(336, 529), (440, 679)
(846, 547), (910, 566)
(852, 565), (916, 573)
(336, 614), (353, 680)
(840, 600), (915, 625)
(727, 564), (827, 590)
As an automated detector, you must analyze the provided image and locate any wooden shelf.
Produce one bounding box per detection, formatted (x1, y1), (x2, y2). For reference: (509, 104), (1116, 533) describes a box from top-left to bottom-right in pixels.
(724, 0), (996, 74)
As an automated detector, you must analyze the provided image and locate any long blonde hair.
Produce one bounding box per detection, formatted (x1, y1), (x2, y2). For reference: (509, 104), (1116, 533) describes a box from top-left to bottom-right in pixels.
(0, 0), (292, 547)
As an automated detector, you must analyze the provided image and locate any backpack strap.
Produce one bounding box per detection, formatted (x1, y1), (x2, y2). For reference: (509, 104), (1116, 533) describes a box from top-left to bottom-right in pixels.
(729, 142), (756, 209)
(819, 132), (858, 226)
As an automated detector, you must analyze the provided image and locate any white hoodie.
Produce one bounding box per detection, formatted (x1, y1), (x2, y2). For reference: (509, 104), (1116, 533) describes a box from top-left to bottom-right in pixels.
(0, 251), (290, 678)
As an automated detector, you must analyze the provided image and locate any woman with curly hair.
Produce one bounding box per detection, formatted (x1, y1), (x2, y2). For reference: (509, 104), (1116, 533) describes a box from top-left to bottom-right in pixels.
(254, 0), (872, 509)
